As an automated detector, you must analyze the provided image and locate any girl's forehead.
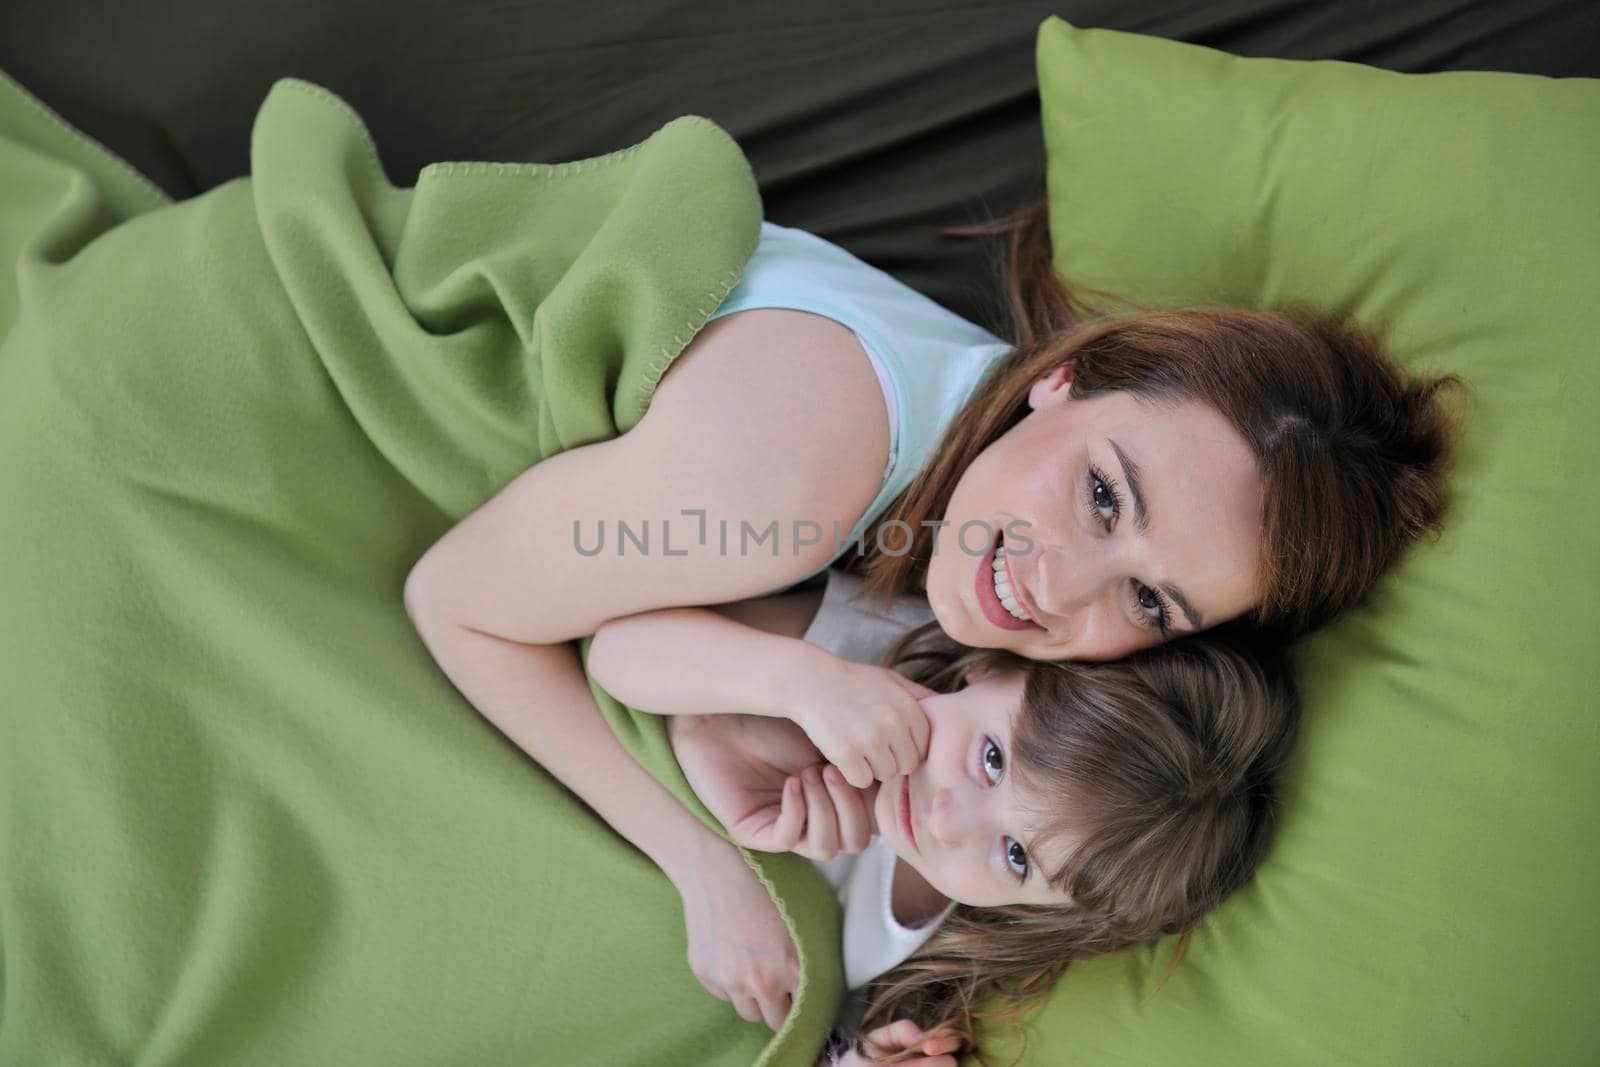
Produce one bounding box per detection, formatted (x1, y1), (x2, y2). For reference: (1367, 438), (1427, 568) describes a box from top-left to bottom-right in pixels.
(1006, 744), (1089, 875)
(963, 665), (1029, 702)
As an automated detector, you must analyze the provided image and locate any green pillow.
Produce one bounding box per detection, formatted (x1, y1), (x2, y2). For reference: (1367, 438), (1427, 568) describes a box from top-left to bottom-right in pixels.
(980, 17), (1600, 1065)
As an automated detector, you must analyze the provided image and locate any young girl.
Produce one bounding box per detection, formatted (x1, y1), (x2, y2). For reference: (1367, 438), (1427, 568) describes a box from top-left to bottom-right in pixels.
(589, 562), (1299, 1066)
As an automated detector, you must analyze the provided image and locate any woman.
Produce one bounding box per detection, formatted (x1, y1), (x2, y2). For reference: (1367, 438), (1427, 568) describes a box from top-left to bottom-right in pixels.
(403, 199), (1458, 1033)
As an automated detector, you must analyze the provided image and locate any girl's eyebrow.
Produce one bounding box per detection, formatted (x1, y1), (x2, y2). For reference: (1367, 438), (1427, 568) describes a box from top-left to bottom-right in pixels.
(1004, 775), (1044, 886)
(1022, 828), (1044, 885)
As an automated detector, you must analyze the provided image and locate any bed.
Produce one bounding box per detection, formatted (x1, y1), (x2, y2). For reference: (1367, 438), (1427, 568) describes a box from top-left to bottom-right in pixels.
(2, 3), (1596, 1065)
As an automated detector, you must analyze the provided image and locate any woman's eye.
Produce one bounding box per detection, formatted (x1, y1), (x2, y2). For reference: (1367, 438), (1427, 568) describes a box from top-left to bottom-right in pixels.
(1087, 466), (1122, 530)
(1133, 582), (1172, 632)
(1093, 478), (1115, 514)
(981, 738), (1003, 784)
(1005, 838), (1030, 881)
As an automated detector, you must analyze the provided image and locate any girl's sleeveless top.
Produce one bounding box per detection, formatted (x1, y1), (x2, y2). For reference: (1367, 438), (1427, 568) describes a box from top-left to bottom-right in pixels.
(705, 222), (1014, 585)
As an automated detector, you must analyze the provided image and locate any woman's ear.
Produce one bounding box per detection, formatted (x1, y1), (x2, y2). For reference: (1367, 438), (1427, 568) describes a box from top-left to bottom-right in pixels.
(1026, 361), (1076, 411)
(964, 661), (995, 686)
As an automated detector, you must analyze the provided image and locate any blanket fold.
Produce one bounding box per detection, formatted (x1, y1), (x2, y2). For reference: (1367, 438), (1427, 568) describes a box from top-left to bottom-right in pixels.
(0, 68), (841, 1067)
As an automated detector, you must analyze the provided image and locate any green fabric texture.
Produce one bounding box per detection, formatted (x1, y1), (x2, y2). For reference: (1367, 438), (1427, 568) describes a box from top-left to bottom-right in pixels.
(0, 70), (844, 1066)
(980, 17), (1600, 1066)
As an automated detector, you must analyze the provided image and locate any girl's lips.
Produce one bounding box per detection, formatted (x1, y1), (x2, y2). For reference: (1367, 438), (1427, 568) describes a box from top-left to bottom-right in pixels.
(974, 530), (1043, 632)
(899, 776), (919, 853)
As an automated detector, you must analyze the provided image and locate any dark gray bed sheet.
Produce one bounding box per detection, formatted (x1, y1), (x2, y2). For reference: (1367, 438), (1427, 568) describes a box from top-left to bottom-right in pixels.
(2, 1), (1594, 340)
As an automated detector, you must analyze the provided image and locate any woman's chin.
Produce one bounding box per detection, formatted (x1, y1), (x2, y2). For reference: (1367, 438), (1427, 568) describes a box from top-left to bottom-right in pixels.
(930, 594), (1005, 652)
(924, 573), (974, 641)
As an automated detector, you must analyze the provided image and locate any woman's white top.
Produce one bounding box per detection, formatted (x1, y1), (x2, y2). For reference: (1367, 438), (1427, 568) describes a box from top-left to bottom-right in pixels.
(797, 566), (956, 992)
(705, 221), (1013, 586)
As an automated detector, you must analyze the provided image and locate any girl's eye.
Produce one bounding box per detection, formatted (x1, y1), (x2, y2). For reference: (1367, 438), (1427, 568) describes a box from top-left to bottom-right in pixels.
(981, 738), (1003, 784)
(981, 740), (1029, 883)
(1133, 582), (1173, 633)
(1087, 466), (1122, 530)
(1005, 838), (1030, 881)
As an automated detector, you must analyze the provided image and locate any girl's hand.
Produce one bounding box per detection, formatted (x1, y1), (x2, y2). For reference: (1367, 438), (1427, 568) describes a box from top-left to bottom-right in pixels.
(670, 713), (876, 859)
(768, 763), (880, 860)
(832, 1019), (963, 1066)
(789, 657), (938, 789)
(674, 836), (801, 1031)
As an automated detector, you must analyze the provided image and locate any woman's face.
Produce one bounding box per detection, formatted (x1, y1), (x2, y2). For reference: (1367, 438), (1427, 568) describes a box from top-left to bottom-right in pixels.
(873, 666), (1077, 909)
(923, 364), (1265, 662)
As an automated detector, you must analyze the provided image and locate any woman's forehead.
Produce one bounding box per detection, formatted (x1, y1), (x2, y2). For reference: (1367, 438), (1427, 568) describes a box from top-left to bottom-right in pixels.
(1075, 391), (1256, 476)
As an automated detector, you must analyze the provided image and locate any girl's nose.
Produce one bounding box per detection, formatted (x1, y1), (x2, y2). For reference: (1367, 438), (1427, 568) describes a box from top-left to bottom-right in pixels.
(925, 787), (978, 849)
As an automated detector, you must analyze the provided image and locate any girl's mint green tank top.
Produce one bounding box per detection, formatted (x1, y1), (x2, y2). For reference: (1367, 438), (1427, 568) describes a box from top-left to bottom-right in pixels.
(705, 222), (1014, 584)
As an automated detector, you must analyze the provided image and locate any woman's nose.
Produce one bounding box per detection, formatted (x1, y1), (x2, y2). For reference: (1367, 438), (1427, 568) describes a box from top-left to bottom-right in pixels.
(1023, 542), (1097, 621)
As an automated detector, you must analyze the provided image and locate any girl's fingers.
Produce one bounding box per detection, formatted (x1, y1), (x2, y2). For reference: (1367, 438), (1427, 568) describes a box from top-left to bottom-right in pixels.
(887, 1019), (926, 1046)
(864, 751), (889, 793)
(904, 696), (932, 762)
(891, 679), (936, 757)
(757, 987), (789, 1031)
(822, 765), (872, 852)
(862, 1019), (963, 1063)
(888, 731), (918, 780)
(860, 781), (881, 837)
(799, 766), (840, 858)
(697, 973), (728, 1002)
(883, 742), (908, 783)
(764, 777), (805, 850)
(840, 753), (874, 790)
(864, 1019), (924, 1055)
(731, 993), (762, 1025)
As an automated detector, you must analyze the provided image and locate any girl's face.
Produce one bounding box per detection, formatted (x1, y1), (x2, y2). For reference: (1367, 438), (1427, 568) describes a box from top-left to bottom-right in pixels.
(874, 666), (1078, 909)
(923, 365), (1265, 662)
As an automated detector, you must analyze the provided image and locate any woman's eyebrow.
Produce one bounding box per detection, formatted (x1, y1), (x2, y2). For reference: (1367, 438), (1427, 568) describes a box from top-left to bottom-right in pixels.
(1109, 437), (1204, 630)
(1162, 582), (1203, 631)
(1108, 438), (1151, 533)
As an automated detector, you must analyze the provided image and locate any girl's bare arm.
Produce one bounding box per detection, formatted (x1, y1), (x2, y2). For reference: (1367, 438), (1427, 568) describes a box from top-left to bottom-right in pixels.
(585, 587), (828, 718)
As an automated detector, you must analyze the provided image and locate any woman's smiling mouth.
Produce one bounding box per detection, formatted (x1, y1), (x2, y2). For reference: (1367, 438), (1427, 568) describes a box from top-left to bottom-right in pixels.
(975, 530), (1043, 632)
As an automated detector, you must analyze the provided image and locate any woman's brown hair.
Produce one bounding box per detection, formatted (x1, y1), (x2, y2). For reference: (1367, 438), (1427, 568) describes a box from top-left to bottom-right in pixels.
(847, 625), (1300, 1065)
(841, 201), (1462, 639)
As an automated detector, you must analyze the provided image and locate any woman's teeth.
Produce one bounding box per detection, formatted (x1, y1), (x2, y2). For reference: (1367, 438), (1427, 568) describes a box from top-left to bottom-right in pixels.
(991, 543), (1033, 622)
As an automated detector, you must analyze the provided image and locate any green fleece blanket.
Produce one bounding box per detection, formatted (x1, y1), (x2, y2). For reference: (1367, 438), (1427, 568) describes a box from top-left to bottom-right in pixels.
(0, 70), (843, 1066)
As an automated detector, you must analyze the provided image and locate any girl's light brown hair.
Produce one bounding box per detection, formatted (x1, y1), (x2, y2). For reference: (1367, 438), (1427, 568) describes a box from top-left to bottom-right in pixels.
(840, 201), (1462, 639)
(848, 625), (1299, 1066)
